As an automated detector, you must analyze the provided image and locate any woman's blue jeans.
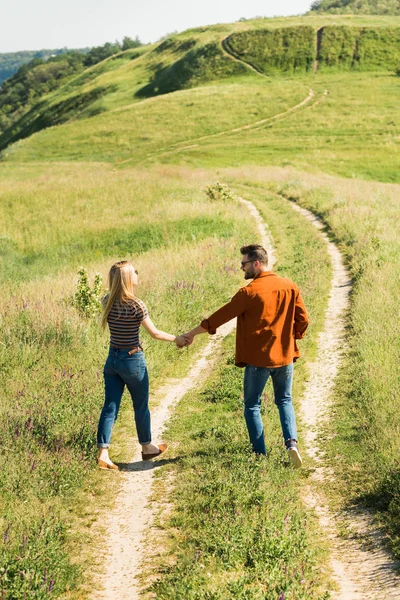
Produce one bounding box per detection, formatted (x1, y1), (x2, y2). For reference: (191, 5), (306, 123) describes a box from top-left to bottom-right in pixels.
(97, 347), (151, 448)
(243, 363), (298, 455)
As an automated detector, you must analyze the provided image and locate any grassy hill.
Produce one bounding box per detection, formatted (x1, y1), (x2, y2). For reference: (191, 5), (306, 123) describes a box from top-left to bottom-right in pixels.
(1, 14), (400, 153)
(0, 40), (142, 142)
(1, 13), (400, 599)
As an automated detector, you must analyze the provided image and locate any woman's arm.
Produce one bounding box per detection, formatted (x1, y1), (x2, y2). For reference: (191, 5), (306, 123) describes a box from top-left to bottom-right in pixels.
(141, 316), (186, 346)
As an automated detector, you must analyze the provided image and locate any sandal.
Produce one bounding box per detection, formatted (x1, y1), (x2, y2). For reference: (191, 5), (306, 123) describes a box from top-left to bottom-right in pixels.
(98, 459), (119, 471)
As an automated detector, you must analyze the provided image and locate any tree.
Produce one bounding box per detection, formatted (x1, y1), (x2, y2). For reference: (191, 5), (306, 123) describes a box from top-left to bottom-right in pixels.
(122, 36), (142, 51)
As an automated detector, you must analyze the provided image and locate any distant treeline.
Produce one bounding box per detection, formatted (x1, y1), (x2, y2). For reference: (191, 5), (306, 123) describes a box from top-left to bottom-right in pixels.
(0, 37), (142, 135)
(0, 49), (88, 85)
(310, 0), (400, 15)
(225, 26), (400, 74)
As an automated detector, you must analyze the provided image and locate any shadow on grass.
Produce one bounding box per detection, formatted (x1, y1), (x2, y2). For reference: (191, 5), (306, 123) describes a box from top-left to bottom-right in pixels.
(135, 43), (247, 99)
(117, 457), (181, 471)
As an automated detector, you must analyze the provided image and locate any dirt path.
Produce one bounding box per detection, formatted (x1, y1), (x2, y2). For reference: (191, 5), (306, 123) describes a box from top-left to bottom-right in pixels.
(290, 202), (400, 599)
(91, 194), (400, 599)
(91, 197), (274, 600)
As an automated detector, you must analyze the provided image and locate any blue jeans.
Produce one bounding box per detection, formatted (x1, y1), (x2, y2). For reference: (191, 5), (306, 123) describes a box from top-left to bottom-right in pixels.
(97, 347), (151, 448)
(243, 363), (298, 455)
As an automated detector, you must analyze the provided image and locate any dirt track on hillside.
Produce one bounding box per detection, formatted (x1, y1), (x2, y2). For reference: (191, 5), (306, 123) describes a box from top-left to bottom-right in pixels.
(117, 88), (318, 167)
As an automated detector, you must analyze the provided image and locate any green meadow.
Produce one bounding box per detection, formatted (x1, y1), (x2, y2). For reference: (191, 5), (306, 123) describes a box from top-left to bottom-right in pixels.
(1, 12), (400, 598)
(4, 72), (400, 182)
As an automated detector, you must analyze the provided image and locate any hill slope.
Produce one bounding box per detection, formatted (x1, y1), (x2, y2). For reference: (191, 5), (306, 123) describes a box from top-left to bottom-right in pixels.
(1, 15), (400, 154)
(1, 16), (399, 183)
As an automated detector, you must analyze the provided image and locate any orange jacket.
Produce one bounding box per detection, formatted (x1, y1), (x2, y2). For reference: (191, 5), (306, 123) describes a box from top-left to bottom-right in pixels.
(200, 271), (309, 368)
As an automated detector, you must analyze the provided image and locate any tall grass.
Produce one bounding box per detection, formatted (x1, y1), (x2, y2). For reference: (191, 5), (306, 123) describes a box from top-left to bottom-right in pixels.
(225, 27), (315, 74)
(0, 167), (256, 598)
(317, 26), (400, 71)
(275, 174), (400, 555)
(223, 166), (400, 558)
(141, 183), (332, 599)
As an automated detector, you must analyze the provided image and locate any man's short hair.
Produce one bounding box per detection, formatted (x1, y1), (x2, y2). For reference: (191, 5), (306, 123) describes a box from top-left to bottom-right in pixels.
(240, 244), (268, 266)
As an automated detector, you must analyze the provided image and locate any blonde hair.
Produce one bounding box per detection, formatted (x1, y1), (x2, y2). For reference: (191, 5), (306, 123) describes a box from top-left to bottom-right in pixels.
(101, 261), (138, 329)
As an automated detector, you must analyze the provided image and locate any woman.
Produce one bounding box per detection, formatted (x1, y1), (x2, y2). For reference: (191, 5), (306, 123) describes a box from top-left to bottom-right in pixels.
(97, 260), (186, 470)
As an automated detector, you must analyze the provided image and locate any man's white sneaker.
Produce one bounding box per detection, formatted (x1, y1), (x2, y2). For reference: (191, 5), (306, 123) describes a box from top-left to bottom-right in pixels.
(287, 440), (302, 469)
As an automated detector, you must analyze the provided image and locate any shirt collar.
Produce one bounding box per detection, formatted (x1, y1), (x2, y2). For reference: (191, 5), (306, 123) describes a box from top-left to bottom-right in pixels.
(253, 270), (273, 280)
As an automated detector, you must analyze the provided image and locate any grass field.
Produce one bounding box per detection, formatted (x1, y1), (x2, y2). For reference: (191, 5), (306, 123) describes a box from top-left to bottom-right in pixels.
(4, 72), (400, 184)
(137, 182), (332, 600)
(227, 166), (400, 557)
(0, 166), (259, 598)
(1, 11), (400, 599)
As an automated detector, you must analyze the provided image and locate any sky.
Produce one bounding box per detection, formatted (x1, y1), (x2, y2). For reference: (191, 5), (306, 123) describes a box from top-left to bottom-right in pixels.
(1, 0), (314, 53)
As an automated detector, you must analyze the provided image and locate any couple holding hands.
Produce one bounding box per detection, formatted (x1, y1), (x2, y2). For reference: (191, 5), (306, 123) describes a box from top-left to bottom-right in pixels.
(97, 244), (309, 471)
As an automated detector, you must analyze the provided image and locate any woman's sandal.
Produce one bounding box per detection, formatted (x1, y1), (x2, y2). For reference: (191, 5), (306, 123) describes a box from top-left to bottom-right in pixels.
(141, 443), (168, 461)
(98, 459), (119, 471)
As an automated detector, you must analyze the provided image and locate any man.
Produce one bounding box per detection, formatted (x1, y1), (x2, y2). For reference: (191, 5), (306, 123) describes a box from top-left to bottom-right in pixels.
(184, 244), (309, 467)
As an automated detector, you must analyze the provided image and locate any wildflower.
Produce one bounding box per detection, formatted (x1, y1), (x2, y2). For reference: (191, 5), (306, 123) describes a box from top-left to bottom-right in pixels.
(3, 523), (11, 543)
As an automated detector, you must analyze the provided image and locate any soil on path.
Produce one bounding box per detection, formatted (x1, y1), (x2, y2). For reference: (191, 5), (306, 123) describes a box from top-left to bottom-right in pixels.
(291, 202), (400, 599)
(90, 197), (274, 600)
(91, 194), (400, 600)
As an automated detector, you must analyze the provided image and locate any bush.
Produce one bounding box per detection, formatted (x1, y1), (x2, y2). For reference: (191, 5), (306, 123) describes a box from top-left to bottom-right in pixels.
(205, 182), (236, 203)
(72, 267), (103, 319)
(310, 0), (400, 15)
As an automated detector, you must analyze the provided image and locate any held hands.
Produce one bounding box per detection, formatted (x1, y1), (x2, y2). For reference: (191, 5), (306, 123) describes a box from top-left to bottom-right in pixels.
(175, 325), (205, 348)
(175, 333), (194, 348)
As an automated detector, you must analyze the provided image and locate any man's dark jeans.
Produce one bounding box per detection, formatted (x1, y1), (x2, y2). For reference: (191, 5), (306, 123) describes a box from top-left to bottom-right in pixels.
(243, 362), (298, 455)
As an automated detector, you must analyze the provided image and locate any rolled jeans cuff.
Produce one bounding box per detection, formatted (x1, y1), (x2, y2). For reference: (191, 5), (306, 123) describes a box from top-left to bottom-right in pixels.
(97, 443), (110, 449)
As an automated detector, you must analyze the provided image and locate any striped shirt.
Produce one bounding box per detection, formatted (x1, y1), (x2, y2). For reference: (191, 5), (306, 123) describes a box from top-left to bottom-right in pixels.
(105, 297), (148, 348)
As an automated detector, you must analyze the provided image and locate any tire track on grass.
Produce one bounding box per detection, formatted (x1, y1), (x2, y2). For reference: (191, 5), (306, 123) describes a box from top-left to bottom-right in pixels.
(289, 201), (400, 599)
(91, 197), (274, 600)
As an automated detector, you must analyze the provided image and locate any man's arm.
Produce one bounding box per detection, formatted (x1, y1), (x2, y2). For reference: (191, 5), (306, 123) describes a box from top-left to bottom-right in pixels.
(184, 288), (248, 342)
(294, 291), (309, 339)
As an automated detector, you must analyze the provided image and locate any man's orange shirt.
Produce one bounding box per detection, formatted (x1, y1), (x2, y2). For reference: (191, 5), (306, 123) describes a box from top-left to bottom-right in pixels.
(200, 271), (309, 368)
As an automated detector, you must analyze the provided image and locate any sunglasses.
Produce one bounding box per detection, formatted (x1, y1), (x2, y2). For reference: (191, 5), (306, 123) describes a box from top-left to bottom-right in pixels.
(240, 260), (254, 267)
